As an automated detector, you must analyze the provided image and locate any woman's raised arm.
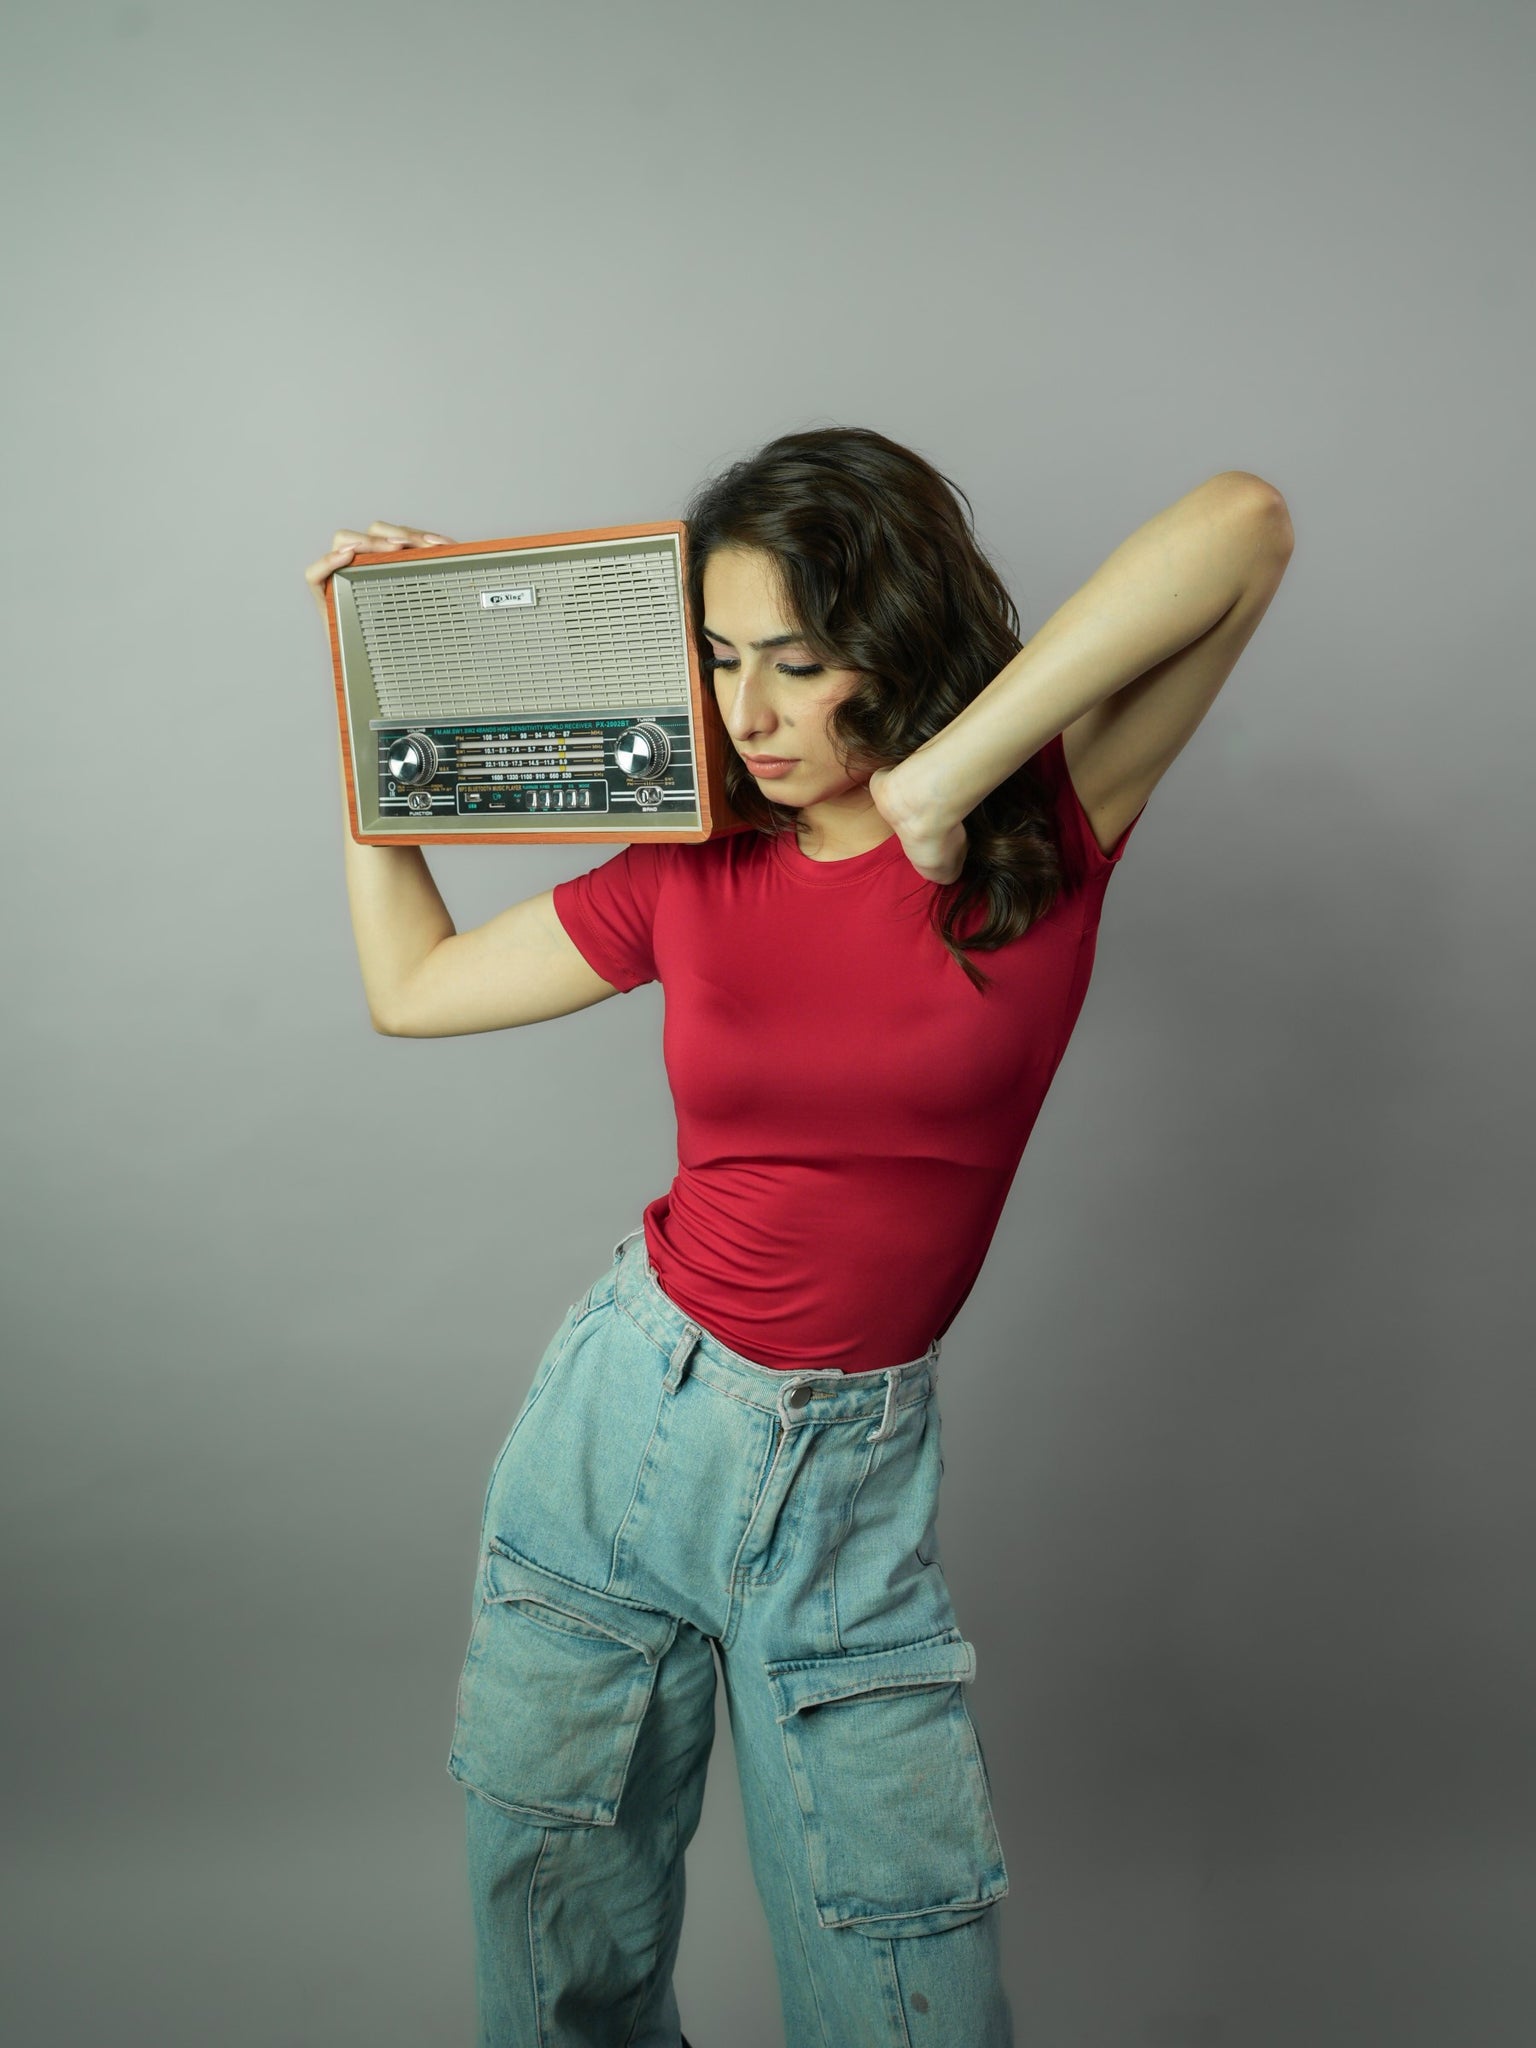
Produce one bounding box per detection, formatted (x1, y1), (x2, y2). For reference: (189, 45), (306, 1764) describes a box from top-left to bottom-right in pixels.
(309, 521), (621, 1035)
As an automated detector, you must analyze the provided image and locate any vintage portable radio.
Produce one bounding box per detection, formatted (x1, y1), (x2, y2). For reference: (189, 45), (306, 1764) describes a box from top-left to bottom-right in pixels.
(327, 520), (753, 845)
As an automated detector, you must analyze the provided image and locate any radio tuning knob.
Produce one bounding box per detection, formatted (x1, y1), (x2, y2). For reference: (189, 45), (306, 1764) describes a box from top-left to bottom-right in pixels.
(387, 732), (439, 786)
(613, 722), (672, 780)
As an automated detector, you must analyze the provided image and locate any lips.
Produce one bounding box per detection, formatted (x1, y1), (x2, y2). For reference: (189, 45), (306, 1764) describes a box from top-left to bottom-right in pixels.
(744, 756), (796, 766)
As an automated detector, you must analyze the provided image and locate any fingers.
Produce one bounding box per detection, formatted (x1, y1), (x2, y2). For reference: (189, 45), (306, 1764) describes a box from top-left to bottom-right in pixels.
(304, 542), (359, 609)
(365, 520), (455, 546)
(304, 547), (347, 608)
(327, 525), (438, 551)
(305, 521), (457, 614)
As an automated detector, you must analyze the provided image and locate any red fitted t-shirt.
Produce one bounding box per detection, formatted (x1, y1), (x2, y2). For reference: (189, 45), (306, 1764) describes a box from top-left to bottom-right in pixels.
(551, 731), (1145, 1373)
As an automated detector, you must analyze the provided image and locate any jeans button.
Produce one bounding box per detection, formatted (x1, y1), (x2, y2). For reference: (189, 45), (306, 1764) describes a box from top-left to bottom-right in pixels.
(785, 1384), (811, 1410)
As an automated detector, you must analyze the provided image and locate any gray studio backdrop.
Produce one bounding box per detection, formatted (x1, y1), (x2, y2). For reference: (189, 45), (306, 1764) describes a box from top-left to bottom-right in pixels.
(3, 2), (1532, 2044)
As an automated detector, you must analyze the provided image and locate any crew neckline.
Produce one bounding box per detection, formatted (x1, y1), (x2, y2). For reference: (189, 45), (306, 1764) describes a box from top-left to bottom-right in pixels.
(771, 827), (910, 887)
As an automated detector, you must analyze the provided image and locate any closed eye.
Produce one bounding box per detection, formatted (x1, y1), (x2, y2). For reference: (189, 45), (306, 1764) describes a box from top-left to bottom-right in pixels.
(703, 656), (823, 677)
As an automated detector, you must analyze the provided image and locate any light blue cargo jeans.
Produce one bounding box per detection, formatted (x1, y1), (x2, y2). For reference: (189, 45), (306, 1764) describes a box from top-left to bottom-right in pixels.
(449, 1229), (1014, 2047)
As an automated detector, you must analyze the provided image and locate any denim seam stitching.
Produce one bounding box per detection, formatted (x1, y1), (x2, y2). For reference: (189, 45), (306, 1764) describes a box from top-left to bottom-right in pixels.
(822, 1896), (1004, 1932)
(615, 1287), (933, 1411)
(721, 1422), (792, 1642)
(528, 1824), (553, 2048)
(676, 1375), (783, 1420)
(879, 1938), (916, 2048)
(719, 1381), (924, 1425)
(758, 1711), (834, 2045)
(486, 1536), (679, 1641)
(461, 1777), (617, 1830)
(618, 1295), (933, 1420)
(960, 1698), (1012, 1905)
(607, 1388), (671, 1595)
(767, 1623), (963, 1688)
(477, 1313), (587, 1533)
(829, 1426), (883, 1652)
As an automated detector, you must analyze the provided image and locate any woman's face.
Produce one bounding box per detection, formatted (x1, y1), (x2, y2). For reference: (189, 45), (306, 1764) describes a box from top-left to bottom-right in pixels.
(700, 548), (872, 809)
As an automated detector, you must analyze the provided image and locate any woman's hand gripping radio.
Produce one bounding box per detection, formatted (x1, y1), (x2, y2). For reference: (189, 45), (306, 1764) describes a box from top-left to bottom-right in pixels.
(304, 520), (456, 623)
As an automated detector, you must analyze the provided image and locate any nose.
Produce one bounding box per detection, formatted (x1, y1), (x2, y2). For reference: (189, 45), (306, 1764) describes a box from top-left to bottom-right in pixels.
(719, 665), (780, 745)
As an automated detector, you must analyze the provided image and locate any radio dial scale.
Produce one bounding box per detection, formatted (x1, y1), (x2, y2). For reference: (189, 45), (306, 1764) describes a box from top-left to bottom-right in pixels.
(373, 713), (692, 820)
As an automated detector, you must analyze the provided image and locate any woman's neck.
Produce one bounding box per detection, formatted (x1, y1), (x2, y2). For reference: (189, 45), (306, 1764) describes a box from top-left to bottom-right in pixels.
(790, 787), (894, 862)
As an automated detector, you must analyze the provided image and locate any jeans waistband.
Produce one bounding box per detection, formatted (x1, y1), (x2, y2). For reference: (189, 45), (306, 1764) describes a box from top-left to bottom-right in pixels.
(608, 1228), (939, 1444)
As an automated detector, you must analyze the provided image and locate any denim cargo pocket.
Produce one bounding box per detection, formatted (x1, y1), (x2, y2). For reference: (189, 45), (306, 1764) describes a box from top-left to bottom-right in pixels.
(765, 1630), (1009, 1938)
(449, 1538), (679, 1827)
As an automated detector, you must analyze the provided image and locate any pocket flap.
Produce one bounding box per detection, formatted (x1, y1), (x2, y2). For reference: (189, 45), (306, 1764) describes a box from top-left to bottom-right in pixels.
(484, 1540), (679, 1664)
(761, 1629), (1006, 1937)
(451, 1541), (679, 1828)
(766, 1630), (975, 1724)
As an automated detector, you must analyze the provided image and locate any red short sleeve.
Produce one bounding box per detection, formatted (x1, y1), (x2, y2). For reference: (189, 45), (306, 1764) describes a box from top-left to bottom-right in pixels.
(1034, 730), (1146, 889)
(551, 841), (671, 992)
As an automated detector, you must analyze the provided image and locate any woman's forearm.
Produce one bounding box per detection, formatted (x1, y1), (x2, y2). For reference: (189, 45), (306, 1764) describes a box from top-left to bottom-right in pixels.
(336, 737), (456, 1030)
(886, 471), (1290, 834)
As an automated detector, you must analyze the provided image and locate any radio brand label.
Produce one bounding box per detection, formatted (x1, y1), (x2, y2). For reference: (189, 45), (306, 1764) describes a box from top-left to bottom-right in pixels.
(479, 588), (537, 609)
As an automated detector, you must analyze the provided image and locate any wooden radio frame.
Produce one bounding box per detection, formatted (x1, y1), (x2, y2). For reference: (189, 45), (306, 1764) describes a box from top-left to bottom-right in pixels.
(327, 519), (753, 845)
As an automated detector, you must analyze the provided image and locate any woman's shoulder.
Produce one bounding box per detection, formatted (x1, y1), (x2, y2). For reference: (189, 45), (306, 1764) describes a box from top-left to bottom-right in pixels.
(601, 827), (763, 871)
(593, 826), (769, 905)
(667, 825), (773, 870)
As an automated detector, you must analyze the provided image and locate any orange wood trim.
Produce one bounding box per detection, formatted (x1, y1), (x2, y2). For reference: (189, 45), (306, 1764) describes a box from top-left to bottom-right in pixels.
(347, 830), (737, 845)
(342, 519), (686, 569)
(326, 576), (367, 839)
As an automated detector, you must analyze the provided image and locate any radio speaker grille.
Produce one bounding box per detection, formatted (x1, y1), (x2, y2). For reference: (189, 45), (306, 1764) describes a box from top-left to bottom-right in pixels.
(353, 547), (687, 720)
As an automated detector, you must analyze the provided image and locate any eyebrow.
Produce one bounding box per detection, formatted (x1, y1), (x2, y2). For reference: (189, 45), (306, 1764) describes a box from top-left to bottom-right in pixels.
(701, 627), (807, 650)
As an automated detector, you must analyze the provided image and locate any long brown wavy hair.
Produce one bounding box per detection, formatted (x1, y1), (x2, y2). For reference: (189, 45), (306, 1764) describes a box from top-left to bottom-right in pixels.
(681, 424), (1064, 993)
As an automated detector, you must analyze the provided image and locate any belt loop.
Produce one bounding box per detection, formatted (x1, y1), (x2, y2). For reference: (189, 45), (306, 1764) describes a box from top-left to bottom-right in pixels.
(867, 1368), (900, 1444)
(612, 1227), (645, 1265)
(663, 1321), (701, 1396)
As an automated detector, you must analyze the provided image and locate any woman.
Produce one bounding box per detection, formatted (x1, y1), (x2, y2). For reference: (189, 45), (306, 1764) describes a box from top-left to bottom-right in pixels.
(308, 428), (1293, 2047)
